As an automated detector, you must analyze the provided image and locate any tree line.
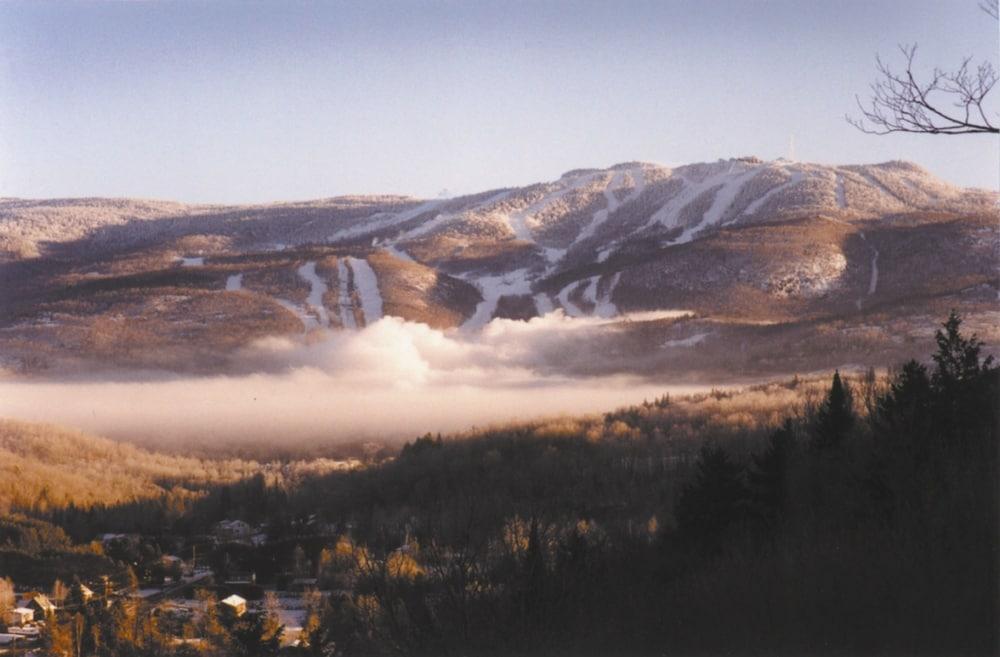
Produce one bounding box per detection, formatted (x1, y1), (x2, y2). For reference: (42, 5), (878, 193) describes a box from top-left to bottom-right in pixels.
(4, 312), (996, 655)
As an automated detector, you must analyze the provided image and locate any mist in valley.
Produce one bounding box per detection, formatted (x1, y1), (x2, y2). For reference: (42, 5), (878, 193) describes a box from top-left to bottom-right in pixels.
(0, 313), (714, 449)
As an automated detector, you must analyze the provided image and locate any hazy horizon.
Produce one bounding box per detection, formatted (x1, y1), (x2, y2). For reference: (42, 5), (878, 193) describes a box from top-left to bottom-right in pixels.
(2, 154), (996, 207)
(1, 0), (997, 204)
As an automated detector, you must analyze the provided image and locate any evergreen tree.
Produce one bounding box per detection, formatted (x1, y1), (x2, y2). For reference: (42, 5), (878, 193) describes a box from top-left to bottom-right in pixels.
(931, 310), (993, 391)
(867, 360), (934, 517)
(812, 370), (854, 449)
(927, 311), (998, 537)
(867, 314), (998, 532)
(67, 577), (91, 608)
(519, 519), (547, 642)
(929, 311), (998, 455)
(228, 612), (281, 657)
(873, 360), (932, 439)
(675, 445), (748, 547)
(312, 592), (360, 656)
(748, 420), (794, 524)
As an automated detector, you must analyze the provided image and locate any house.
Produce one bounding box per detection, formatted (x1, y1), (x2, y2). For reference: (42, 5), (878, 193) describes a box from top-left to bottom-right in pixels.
(224, 571), (256, 586)
(219, 594), (247, 618)
(289, 577), (319, 592)
(163, 554), (194, 577)
(100, 533), (140, 548)
(162, 555), (182, 566)
(214, 520), (253, 543)
(161, 555), (185, 581)
(21, 594), (56, 618)
(3, 607), (32, 627)
(6, 626), (40, 638)
(70, 582), (95, 604)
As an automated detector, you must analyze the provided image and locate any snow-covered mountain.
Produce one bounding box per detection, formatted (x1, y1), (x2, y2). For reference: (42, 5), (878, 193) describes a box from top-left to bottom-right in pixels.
(1, 157), (996, 375)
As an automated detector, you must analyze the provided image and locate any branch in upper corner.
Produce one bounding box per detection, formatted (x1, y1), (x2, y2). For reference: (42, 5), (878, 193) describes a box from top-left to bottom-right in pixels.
(848, 44), (999, 136)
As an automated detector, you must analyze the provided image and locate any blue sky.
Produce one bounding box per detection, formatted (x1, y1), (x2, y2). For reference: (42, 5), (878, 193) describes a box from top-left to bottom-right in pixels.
(1, 0), (996, 202)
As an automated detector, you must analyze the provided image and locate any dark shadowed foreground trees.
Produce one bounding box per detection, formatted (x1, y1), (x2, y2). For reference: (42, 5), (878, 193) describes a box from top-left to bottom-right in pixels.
(812, 369), (854, 449)
(674, 445), (747, 549)
(299, 311), (997, 656)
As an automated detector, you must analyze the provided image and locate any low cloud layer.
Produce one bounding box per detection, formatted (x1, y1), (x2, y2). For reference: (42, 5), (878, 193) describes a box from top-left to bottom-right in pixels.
(0, 314), (710, 448)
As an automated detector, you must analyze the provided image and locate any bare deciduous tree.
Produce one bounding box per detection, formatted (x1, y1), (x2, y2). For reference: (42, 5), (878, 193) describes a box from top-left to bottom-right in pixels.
(849, 2), (999, 136)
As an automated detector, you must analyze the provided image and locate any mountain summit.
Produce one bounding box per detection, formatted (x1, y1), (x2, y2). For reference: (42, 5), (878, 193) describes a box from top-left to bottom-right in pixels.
(0, 158), (995, 375)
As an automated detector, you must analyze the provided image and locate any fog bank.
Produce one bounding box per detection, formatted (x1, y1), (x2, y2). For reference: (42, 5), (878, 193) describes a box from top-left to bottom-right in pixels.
(0, 315), (712, 447)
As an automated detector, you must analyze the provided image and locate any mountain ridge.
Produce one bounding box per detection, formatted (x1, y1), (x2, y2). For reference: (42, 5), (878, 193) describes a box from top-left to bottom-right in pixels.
(0, 156), (996, 376)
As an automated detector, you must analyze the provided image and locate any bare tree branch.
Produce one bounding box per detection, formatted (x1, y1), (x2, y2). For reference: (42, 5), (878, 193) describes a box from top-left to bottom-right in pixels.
(981, 0), (998, 20)
(848, 44), (999, 136)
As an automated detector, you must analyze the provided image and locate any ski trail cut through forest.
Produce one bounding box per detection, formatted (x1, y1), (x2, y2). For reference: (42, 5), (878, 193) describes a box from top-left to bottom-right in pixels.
(348, 257), (383, 326)
(297, 261), (330, 328)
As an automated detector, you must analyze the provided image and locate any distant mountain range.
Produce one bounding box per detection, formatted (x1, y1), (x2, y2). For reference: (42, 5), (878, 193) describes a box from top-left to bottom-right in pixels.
(1, 157), (996, 377)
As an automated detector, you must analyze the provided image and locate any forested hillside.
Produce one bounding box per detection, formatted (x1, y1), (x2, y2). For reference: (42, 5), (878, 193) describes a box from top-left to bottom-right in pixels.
(0, 420), (261, 512)
(2, 313), (994, 655)
(2, 159), (996, 377)
(0, 420), (367, 513)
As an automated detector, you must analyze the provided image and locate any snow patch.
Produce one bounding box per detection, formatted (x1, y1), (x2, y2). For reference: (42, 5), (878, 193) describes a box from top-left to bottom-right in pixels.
(556, 281), (585, 317)
(383, 244), (415, 263)
(393, 190), (512, 244)
(576, 274), (620, 318)
(349, 257), (383, 325)
(395, 211), (454, 241)
(835, 174), (848, 209)
(662, 332), (709, 348)
(533, 293), (555, 316)
(276, 300), (319, 333)
(858, 232), (879, 298)
(178, 257), (204, 267)
(594, 272), (621, 318)
(631, 310), (692, 321)
(769, 251), (848, 298)
(742, 170), (805, 218)
(505, 174), (597, 263)
(581, 276), (599, 306)
(576, 172), (624, 243)
(819, 216), (875, 308)
(672, 167), (760, 243)
(462, 269), (533, 331)
(866, 246), (879, 295)
(868, 251), (878, 296)
(225, 274), (243, 291)
(329, 199), (446, 242)
(297, 261), (330, 328)
(576, 167), (647, 244)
